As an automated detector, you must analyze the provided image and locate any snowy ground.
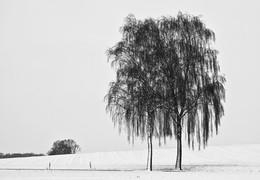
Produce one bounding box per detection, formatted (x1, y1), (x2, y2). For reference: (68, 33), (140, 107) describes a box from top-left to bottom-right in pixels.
(0, 144), (260, 180)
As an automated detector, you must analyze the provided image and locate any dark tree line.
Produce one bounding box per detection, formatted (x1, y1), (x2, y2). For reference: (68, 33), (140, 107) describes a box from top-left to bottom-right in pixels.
(0, 153), (44, 159)
(105, 12), (225, 171)
(0, 139), (80, 158)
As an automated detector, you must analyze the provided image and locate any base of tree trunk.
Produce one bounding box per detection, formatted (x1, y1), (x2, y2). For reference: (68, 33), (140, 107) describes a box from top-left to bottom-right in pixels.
(175, 131), (182, 170)
(146, 137), (150, 170)
(147, 135), (153, 171)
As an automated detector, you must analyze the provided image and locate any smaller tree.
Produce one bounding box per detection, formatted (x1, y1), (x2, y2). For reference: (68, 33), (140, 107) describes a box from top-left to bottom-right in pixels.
(47, 139), (80, 155)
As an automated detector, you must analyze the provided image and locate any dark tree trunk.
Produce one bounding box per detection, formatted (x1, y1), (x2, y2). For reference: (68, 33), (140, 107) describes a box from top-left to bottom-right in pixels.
(175, 122), (182, 170)
(147, 134), (153, 171)
(146, 137), (150, 170)
(147, 113), (153, 171)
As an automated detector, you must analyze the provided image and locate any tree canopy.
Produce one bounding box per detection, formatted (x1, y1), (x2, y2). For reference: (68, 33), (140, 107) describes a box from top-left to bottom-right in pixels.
(47, 139), (81, 155)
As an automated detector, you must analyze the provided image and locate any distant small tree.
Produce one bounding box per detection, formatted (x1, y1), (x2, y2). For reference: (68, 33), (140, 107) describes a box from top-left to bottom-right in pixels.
(47, 139), (80, 155)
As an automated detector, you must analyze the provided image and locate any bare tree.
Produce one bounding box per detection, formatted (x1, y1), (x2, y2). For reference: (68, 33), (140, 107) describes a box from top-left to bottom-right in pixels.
(105, 15), (166, 171)
(105, 12), (225, 171)
(158, 13), (225, 169)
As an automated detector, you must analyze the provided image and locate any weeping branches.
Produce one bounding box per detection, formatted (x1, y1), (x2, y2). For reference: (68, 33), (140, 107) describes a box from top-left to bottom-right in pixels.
(105, 12), (225, 170)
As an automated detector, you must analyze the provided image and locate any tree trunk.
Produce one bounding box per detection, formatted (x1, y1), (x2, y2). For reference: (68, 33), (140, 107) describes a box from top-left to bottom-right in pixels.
(147, 134), (153, 171)
(175, 123), (182, 170)
(146, 137), (150, 170)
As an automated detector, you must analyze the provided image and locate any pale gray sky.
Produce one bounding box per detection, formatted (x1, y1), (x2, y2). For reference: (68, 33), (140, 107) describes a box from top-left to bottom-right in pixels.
(0, 0), (259, 154)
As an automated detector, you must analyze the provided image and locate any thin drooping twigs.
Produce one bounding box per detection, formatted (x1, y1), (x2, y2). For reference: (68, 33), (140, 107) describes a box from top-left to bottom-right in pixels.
(105, 12), (225, 171)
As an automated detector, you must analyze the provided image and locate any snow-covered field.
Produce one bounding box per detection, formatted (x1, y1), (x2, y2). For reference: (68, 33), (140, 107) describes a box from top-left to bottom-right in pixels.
(0, 144), (260, 180)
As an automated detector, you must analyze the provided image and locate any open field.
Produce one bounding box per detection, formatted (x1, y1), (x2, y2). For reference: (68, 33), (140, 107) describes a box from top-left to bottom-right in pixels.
(0, 144), (260, 179)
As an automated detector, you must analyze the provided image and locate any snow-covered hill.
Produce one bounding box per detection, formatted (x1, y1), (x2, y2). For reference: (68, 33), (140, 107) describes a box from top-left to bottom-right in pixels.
(0, 144), (259, 170)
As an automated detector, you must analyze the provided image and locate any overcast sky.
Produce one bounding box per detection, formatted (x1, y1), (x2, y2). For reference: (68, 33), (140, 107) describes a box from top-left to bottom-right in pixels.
(0, 0), (260, 154)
